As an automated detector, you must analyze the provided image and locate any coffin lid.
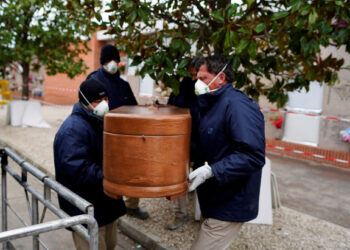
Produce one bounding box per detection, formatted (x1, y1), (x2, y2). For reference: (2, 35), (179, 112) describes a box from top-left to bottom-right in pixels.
(104, 105), (191, 135)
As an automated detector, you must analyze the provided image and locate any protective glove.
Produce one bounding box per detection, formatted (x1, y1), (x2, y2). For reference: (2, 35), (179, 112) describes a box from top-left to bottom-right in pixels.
(188, 163), (214, 192)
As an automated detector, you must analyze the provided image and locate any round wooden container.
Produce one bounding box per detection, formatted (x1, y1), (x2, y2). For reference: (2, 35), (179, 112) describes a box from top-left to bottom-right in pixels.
(103, 105), (191, 200)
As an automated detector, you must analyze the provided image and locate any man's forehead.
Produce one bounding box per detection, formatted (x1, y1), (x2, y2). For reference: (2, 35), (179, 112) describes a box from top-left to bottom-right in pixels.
(198, 64), (216, 76)
(198, 64), (208, 72)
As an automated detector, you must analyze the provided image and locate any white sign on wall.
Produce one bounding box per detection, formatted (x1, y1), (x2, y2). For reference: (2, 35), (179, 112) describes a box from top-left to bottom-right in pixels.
(139, 75), (154, 96)
(286, 81), (324, 113)
(283, 81), (324, 146)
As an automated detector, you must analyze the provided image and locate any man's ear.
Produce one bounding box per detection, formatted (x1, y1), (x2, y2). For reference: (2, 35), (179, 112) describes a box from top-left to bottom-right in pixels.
(219, 72), (226, 84)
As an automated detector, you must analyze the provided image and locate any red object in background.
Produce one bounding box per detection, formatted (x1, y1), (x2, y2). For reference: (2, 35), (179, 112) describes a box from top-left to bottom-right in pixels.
(272, 115), (283, 129)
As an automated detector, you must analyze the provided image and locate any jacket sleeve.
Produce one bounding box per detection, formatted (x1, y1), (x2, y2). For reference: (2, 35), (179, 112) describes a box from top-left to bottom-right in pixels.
(210, 100), (265, 186)
(125, 83), (138, 105)
(54, 128), (103, 190)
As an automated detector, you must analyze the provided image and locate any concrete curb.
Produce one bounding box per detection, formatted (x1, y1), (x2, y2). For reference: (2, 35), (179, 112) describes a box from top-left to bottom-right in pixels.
(118, 217), (173, 250)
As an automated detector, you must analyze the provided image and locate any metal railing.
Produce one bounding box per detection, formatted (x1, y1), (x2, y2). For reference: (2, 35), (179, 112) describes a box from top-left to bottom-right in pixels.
(0, 147), (98, 250)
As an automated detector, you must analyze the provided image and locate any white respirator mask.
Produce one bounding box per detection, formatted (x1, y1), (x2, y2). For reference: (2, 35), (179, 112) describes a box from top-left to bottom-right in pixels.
(103, 60), (118, 75)
(195, 64), (228, 96)
(91, 100), (109, 117)
(79, 89), (109, 117)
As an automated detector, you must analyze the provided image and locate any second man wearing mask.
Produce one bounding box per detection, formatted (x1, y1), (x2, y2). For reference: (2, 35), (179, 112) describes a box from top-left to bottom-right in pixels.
(88, 44), (149, 220)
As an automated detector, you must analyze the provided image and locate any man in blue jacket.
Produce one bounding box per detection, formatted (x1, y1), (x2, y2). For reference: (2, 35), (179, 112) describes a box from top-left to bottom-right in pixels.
(54, 79), (126, 249)
(88, 44), (149, 220)
(87, 44), (138, 110)
(188, 55), (266, 250)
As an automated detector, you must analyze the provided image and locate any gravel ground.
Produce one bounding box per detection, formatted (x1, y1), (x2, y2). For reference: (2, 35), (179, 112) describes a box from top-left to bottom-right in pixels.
(0, 103), (350, 250)
(131, 197), (350, 250)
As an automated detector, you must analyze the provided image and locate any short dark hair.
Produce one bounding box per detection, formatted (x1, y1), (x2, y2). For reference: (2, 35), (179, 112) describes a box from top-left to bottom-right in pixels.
(188, 56), (204, 72)
(198, 55), (235, 83)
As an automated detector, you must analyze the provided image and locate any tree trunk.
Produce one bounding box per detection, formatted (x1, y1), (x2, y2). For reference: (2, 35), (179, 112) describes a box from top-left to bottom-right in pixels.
(0, 68), (5, 79)
(21, 62), (30, 100)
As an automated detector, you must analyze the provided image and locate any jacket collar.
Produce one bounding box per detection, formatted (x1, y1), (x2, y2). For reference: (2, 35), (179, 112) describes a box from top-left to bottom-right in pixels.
(197, 83), (232, 110)
(73, 102), (103, 128)
(99, 66), (121, 80)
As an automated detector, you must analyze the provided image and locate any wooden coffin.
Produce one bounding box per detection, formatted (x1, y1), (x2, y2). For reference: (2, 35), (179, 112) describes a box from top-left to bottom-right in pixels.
(103, 105), (191, 200)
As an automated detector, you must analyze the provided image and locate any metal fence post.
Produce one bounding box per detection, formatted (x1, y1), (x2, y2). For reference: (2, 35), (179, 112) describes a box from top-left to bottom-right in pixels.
(31, 195), (39, 250)
(87, 206), (98, 250)
(1, 149), (8, 250)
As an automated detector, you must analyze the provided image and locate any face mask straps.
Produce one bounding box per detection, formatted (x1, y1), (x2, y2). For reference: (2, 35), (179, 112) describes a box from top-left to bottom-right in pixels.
(207, 64), (228, 88)
(79, 89), (95, 110)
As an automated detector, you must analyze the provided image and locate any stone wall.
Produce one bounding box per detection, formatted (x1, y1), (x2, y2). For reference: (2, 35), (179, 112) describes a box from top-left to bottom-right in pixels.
(318, 46), (350, 152)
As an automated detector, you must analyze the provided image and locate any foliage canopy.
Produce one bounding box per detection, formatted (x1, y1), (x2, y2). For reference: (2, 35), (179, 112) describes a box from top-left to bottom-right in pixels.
(104, 0), (350, 107)
(0, 0), (102, 98)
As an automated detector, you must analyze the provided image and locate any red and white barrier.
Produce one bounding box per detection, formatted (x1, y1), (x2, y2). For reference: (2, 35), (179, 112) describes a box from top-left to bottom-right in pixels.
(45, 86), (77, 93)
(261, 108), (350, 123)
(267, 144), (350, 165)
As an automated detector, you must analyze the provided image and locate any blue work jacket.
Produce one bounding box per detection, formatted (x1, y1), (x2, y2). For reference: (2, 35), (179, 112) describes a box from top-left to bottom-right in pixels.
(54, 103), (126, 227)
(88, 68), (137, 110)
(193, 83), (266, 222)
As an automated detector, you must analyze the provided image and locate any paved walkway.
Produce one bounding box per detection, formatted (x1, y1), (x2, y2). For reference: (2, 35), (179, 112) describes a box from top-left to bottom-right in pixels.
(268, 153), (350, 229)
(0, 103), (349, 249)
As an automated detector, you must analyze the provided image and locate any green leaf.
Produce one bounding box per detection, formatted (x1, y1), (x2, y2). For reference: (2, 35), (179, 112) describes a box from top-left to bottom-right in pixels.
(291, 0), (303, 13)
(246, 0), (255, 8)
(305, 69), (315, 80)
(210, 31), (221, 45)
(95, 13), (102, 22)
(230, 31), (238, 44)
(236, 39), (249, 54)
(295, 16), (308, 27)
(238, 28), (251, 35)
(127, 10), (137, 23)
(178, 58), (189, 69)
(137, 8), (148, 22)
(170, 39), (182, 50)
(224, 31), (233, 48)
(232, 56), (241, 70)
(248, 42), (257, 59)
(335, 1), (344, 6)
(165, 57), (174, 69)
(299, 5), (311, 16)
(211, 10), (225, 24)
(336, 29), (348, 43)
(254, 23), (265, 33)
(227, 4), (238, 18)
(308, 9), (318, 26)
(177, 69), (191, 77)
(272, 11), (289, 20)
